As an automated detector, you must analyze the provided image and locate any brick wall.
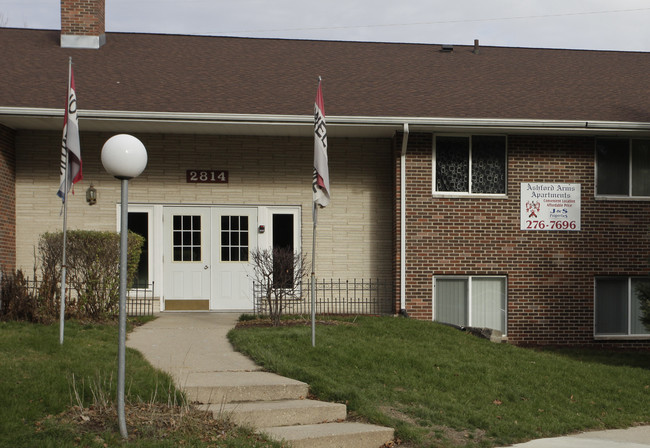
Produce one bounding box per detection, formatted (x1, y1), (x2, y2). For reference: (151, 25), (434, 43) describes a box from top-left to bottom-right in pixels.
(398, 132), (650, 347)
(0, 124), (16, 272)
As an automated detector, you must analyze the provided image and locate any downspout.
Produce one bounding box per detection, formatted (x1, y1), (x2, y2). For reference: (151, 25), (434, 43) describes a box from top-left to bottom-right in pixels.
(400, 123), (409, 315)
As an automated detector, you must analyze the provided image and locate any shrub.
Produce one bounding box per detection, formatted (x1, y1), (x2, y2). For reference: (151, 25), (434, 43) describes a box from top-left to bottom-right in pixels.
(250, 248), (308, 326)
(38, 230), (144, 320)
(0, 270), (38, 322)
(0, 269), (57, 324)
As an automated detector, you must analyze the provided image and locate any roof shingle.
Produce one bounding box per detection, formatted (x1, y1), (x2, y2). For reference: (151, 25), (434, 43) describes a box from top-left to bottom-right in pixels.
(2, 28), (650, 122)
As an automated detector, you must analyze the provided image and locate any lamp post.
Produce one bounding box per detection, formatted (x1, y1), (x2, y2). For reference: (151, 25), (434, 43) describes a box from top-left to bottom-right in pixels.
(101, 134), (147, 440)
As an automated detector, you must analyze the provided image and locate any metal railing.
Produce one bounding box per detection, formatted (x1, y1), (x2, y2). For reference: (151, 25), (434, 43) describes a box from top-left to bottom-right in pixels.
(10, 278), (156, 318)
(125, 283), (156, 317)
(254, 278), (392, 316)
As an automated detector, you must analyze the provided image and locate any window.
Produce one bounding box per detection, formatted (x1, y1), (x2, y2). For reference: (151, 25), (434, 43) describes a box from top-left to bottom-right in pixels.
(221, 215), (249, 262)
(172, 215), (202, 262)
(433, 276), (507, 333)
(433, 135), (506, 195)
(596, 138), (650, 197)
(595, 278), (650, 337)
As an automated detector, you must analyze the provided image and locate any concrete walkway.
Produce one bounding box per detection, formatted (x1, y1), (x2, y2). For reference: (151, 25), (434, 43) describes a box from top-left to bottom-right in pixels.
(127, 313), (649, 448)
(126, 312), (394, 448)
(506, 426), (650, 447)
(127, 312), (261, 386)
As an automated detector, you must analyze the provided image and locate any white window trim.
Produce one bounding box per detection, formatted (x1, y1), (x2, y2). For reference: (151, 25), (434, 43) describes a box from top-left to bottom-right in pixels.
(432, 275), (508, 335)
(258, 206), (302, 254)
(116, 204), (161, 294)
(594, 138), (650, 200)
(432, 134), (508, 198)
(594, 276), (650, 340)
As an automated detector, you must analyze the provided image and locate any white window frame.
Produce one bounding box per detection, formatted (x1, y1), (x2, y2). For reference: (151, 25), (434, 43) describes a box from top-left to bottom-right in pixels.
(116, 204), (160, 293)
(595, 138), (650, 199)
(432, 275), (507, 334)
(594, 277), (650, 339)
(258, 206), (302, 254)
(432, 134), (508, 198)
(257, 206), (303, 293)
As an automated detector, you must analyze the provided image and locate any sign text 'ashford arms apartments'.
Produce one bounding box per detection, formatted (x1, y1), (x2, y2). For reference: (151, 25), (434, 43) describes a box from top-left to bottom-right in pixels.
(520, 183), (581, 231)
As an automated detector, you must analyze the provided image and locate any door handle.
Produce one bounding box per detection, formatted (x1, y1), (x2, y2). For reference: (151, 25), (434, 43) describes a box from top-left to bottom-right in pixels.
(204, 265), (209, 270)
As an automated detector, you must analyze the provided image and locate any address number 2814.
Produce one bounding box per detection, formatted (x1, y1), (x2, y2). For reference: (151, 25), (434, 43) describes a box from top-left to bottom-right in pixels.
(186, 170), (228, 184)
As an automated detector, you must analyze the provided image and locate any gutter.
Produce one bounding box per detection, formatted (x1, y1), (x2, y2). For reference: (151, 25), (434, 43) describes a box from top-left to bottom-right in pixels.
(400, 123), (409, 315)
(2, 107), (650, 135)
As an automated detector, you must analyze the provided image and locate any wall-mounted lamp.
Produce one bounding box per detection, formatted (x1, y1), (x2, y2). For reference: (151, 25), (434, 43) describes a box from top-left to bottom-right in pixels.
(86, 184), (97, 205)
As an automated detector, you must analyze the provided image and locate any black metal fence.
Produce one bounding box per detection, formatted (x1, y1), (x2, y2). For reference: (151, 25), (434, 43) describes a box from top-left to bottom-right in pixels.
(253, 278), (392, 316)
(12, 278), (156, 318)
(125, 284), (156, 317)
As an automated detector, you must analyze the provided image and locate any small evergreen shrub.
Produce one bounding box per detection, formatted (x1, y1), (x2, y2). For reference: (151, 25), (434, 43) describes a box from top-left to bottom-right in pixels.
(38, 230), (144, 320)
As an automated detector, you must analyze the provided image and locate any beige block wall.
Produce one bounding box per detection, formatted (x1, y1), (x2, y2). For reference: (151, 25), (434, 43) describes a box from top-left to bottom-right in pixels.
(16, 131), (394, 284)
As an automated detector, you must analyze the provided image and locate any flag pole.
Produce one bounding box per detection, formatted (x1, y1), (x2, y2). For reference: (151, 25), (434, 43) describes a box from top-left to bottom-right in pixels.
(311, 202), (317, 347)
(311, 75), (329, 348)
(59, 57), (72, 345)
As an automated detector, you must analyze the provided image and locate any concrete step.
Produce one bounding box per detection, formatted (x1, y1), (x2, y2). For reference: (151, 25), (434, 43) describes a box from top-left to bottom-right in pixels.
(201, 399), (347, 427)
(261, 422), (395, 448)
(183, 371), (309, 404)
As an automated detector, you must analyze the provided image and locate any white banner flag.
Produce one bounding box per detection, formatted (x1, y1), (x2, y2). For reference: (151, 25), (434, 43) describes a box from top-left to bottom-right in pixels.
(313, 78), (330, 207)
(57, 65), (82, 202)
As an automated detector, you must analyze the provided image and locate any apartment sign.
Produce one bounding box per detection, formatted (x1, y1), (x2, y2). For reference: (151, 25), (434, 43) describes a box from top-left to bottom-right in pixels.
(520, 183), (580, 231)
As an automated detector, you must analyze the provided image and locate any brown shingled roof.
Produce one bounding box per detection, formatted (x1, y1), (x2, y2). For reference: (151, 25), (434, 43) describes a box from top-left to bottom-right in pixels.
(2, 27), (650, 122)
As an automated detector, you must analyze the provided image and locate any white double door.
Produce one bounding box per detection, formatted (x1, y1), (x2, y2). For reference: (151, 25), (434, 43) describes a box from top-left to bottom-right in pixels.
(163, 206), (258, 310)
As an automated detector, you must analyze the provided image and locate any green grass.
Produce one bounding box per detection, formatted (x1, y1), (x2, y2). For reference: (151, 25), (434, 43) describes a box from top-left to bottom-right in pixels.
(0, 319), (280, 447)
(228, 316), (650, 447)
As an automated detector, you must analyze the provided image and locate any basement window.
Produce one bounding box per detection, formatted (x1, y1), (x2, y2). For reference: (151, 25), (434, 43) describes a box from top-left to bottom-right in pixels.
(433, 276), (507, 333)
(595, 277), (650, 337)
(433, 135), (507, 195)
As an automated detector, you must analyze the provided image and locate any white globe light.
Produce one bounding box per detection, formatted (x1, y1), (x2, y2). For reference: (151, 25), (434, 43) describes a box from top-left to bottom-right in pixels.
(101, 134), (148, 179)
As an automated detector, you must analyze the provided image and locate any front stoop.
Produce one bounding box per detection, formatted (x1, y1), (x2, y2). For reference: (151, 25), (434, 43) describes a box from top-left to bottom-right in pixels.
(194, 371), (394, 448)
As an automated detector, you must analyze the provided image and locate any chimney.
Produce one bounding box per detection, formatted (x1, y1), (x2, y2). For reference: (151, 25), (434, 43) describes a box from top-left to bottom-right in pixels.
(61, 0), (106, 49)
(473, 39), (480, 55)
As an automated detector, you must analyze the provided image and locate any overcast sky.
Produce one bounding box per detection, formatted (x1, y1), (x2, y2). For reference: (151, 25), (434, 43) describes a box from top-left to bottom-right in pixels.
(3, 0), (650, 52)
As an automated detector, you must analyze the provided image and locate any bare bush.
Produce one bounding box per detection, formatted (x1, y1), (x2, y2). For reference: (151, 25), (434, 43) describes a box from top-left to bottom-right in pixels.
(250, 248), (308, 326)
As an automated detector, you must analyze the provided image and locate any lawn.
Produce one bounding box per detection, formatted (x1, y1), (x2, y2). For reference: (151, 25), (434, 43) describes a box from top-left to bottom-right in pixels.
(0, 319), (280, 447)
(229, 316), (650, 447)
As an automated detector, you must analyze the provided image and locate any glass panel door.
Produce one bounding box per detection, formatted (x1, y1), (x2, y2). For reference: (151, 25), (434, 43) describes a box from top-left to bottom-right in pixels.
(128, 211), (149, 288)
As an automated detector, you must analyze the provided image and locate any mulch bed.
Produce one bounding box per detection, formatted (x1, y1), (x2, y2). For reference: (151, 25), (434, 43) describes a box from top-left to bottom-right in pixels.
(39, 402), (257, 444)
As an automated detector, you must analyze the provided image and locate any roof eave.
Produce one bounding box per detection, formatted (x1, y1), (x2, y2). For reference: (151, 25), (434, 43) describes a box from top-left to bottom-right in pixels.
(2, 107), (650, 138)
